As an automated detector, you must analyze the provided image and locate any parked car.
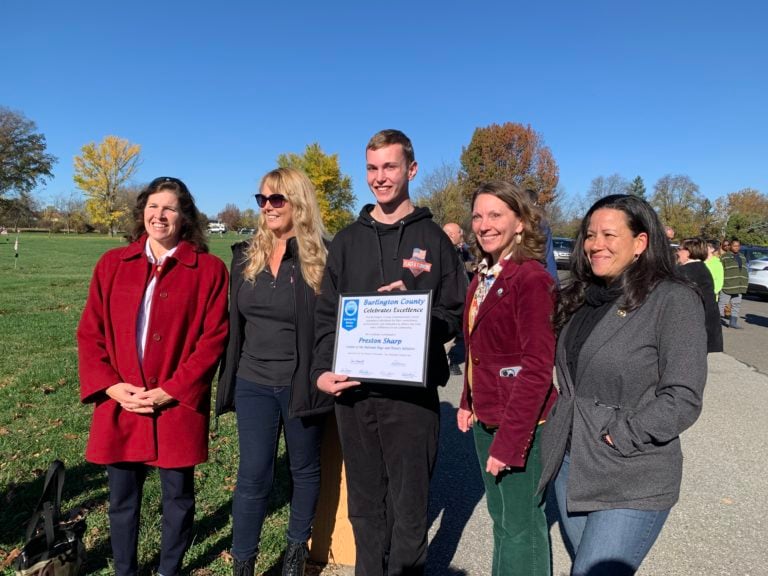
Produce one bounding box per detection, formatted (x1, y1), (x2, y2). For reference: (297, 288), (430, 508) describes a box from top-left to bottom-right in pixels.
(748, 257), (768, 300)
(552, 237), (574, 270)
(207, 222), (226, 234)
(238, 228), (256, 235)
(740, 245), (768, 264)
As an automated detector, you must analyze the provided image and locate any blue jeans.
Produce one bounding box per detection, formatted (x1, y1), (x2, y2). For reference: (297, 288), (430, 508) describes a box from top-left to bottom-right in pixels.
(231, 379), (324, 561)
(553, 454), (670, 576)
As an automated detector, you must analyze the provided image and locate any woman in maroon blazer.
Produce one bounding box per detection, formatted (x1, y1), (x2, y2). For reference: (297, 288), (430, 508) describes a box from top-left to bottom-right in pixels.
(456, 180), (557, 576)
(77, 177), (229, 576)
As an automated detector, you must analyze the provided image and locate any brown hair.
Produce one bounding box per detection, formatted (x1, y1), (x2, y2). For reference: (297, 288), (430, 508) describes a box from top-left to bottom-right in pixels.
(680, 237), (708, 261)
(366, 129), (415, 165)
(470, 180), (546, 264)
(128, 176), (208, 251)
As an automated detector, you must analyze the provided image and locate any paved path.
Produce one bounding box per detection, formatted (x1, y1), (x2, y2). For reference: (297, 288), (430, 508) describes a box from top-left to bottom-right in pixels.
(319, 298), (768, 575)
(426, 301), (768, 575)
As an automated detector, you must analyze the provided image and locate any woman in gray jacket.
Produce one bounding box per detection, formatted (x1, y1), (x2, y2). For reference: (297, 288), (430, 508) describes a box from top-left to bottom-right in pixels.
(538, 195), (707, 576)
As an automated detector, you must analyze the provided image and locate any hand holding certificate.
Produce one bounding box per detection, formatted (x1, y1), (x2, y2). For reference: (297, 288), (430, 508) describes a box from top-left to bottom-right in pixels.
(332, 289), (432, 387)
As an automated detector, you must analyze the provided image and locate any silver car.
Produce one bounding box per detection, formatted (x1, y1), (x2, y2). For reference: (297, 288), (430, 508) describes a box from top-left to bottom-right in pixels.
(552, 237), (574, 270)
(748, 257), (768, 300)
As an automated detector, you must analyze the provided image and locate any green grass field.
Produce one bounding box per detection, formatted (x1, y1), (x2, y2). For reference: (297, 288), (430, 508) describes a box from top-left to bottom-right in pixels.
(0, 233), (293, 575)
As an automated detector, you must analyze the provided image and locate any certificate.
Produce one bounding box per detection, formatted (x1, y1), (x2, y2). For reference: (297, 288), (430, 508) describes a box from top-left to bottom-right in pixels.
(332, 290), (432, 387)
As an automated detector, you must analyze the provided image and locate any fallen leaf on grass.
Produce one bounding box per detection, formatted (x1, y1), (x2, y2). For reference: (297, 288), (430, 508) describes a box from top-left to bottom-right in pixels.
(63, 433), (79, 440)
(1, 548), (21, 568)
(0, 427), (9, 435)
(218, 550), (233, 564)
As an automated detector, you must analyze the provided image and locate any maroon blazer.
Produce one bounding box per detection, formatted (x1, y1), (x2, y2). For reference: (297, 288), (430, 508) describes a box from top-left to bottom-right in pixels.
(78, 236), (229, 468)
(459, 258), (557, 467)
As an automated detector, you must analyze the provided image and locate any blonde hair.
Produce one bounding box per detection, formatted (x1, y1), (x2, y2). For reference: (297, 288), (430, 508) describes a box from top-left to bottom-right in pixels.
(244, 167), (328, 292)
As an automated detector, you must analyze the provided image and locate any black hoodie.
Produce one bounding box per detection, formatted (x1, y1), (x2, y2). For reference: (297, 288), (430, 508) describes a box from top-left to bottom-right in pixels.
(311, 204), (465, 392)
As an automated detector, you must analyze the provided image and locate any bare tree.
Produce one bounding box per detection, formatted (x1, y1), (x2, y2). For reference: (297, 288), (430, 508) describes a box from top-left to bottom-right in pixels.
(586, 174), (629, 204)
(413, 162), (469, 228)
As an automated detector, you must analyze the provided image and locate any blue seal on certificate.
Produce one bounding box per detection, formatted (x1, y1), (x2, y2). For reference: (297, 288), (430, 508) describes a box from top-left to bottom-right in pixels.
(342, 299), (359, 331)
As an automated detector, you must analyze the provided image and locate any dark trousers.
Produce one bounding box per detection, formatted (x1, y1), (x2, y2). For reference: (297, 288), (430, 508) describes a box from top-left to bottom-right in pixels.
(473, 423), (549, 576)
(231, 379), (324, 561)
(447, 334), (466, 366)
(106, 463), (195, 576)
(335, 390), (439, 576)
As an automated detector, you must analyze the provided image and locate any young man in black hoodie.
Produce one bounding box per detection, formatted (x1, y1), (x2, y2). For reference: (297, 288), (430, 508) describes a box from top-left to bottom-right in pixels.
(312, 130), (464, 575)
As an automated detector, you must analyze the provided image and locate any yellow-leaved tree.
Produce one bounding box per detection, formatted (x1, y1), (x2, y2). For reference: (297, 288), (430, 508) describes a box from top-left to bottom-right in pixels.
(277, 143), (356, 235)
(73, 135), (141, 236)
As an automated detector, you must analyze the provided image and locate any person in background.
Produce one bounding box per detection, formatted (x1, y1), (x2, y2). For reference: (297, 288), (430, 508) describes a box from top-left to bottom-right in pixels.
(443, 222), (472, 375)
(78, 177), (229, 576)
(677, 238), (723, 353)
(539, 194), (707, 576)
(665, 226), (676, 243)
(456, 181), (557, 576)
(719, 239), (731, 256)
(443, 222), (474, 282)
(705, 239), (724, 296)
(215, 167), (333, 576)
(525, 189), (559, 286)
(312, 129), (464, 576)
(719, 238), (749, 329)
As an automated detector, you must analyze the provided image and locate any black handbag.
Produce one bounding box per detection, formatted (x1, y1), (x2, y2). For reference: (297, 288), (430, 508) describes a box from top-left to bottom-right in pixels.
(13, 460), (86, 576)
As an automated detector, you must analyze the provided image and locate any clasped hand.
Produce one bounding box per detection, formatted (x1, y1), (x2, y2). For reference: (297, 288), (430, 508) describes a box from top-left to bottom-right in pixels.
(107, 382), (174, 414)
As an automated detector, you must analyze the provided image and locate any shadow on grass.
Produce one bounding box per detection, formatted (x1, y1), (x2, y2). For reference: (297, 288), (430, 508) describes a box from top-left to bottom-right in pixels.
(1, 460), (107, 545)
(1, 448), (296, 575)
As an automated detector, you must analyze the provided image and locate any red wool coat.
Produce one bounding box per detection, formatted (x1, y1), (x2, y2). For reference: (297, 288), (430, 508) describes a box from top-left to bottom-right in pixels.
(77, 237), (229, 468)
(459, 258), (557, 467)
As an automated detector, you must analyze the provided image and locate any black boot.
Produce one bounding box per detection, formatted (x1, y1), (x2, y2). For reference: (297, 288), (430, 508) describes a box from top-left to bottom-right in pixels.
(281, 541), (308, 576)
(233, 555), (255, 576)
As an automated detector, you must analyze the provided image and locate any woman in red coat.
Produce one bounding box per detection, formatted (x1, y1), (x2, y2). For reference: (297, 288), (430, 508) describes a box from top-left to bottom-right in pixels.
(456, 181), (557, 576)
(77, 177), (229, 576)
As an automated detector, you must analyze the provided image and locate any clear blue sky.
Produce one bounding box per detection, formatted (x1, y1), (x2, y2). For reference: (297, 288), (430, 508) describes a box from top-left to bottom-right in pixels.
(3, 0), (766, 218)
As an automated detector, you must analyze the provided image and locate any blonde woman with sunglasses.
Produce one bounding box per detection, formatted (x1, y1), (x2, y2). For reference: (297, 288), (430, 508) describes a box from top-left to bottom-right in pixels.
(215, 167), (331, 576)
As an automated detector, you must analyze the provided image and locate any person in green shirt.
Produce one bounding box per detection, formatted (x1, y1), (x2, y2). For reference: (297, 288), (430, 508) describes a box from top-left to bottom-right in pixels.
(719, 238), (749, 329)
(705, 239), (724, 296)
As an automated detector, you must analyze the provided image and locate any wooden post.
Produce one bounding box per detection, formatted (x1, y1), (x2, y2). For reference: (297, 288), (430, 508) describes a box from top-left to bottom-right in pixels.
(309, 412), (355, 566)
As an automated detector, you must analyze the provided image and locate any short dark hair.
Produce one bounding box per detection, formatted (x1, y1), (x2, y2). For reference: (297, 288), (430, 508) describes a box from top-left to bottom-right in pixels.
(128, 176), (208, 252)
(680, 237), (709, 261)
(366, 129), (415, 165)
(557, 194), (682, 329)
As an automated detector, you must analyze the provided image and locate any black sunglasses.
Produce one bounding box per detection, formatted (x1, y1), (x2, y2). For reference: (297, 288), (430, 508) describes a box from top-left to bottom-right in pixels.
(254, 193), (288, 208)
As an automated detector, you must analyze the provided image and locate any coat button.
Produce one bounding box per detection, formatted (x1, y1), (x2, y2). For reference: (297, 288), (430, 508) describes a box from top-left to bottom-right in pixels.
(159, 291), (168, 298)
(152, 333), (161, 341)
(148, 377), (158, 385)
(472, 357), (479, 365)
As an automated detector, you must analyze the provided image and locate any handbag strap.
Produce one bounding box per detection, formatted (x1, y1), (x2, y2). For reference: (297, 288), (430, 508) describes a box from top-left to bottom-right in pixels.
(24, 460), (66, 541)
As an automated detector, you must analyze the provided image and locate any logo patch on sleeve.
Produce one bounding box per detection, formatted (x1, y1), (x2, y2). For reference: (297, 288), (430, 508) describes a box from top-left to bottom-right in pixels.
(403, 247), (432, 277)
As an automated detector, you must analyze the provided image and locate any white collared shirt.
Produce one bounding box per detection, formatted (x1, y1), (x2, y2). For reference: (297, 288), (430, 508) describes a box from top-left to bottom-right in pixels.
(136, 242), (178, 363)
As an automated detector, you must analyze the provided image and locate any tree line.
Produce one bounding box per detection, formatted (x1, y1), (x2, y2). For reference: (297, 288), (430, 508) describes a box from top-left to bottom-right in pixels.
(2, 106), (767, 245)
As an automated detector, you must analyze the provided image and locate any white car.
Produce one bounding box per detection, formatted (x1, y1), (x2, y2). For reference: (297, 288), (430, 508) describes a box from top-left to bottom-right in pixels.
(748, 257), (768, 300)
(207, 222), (226, 234)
